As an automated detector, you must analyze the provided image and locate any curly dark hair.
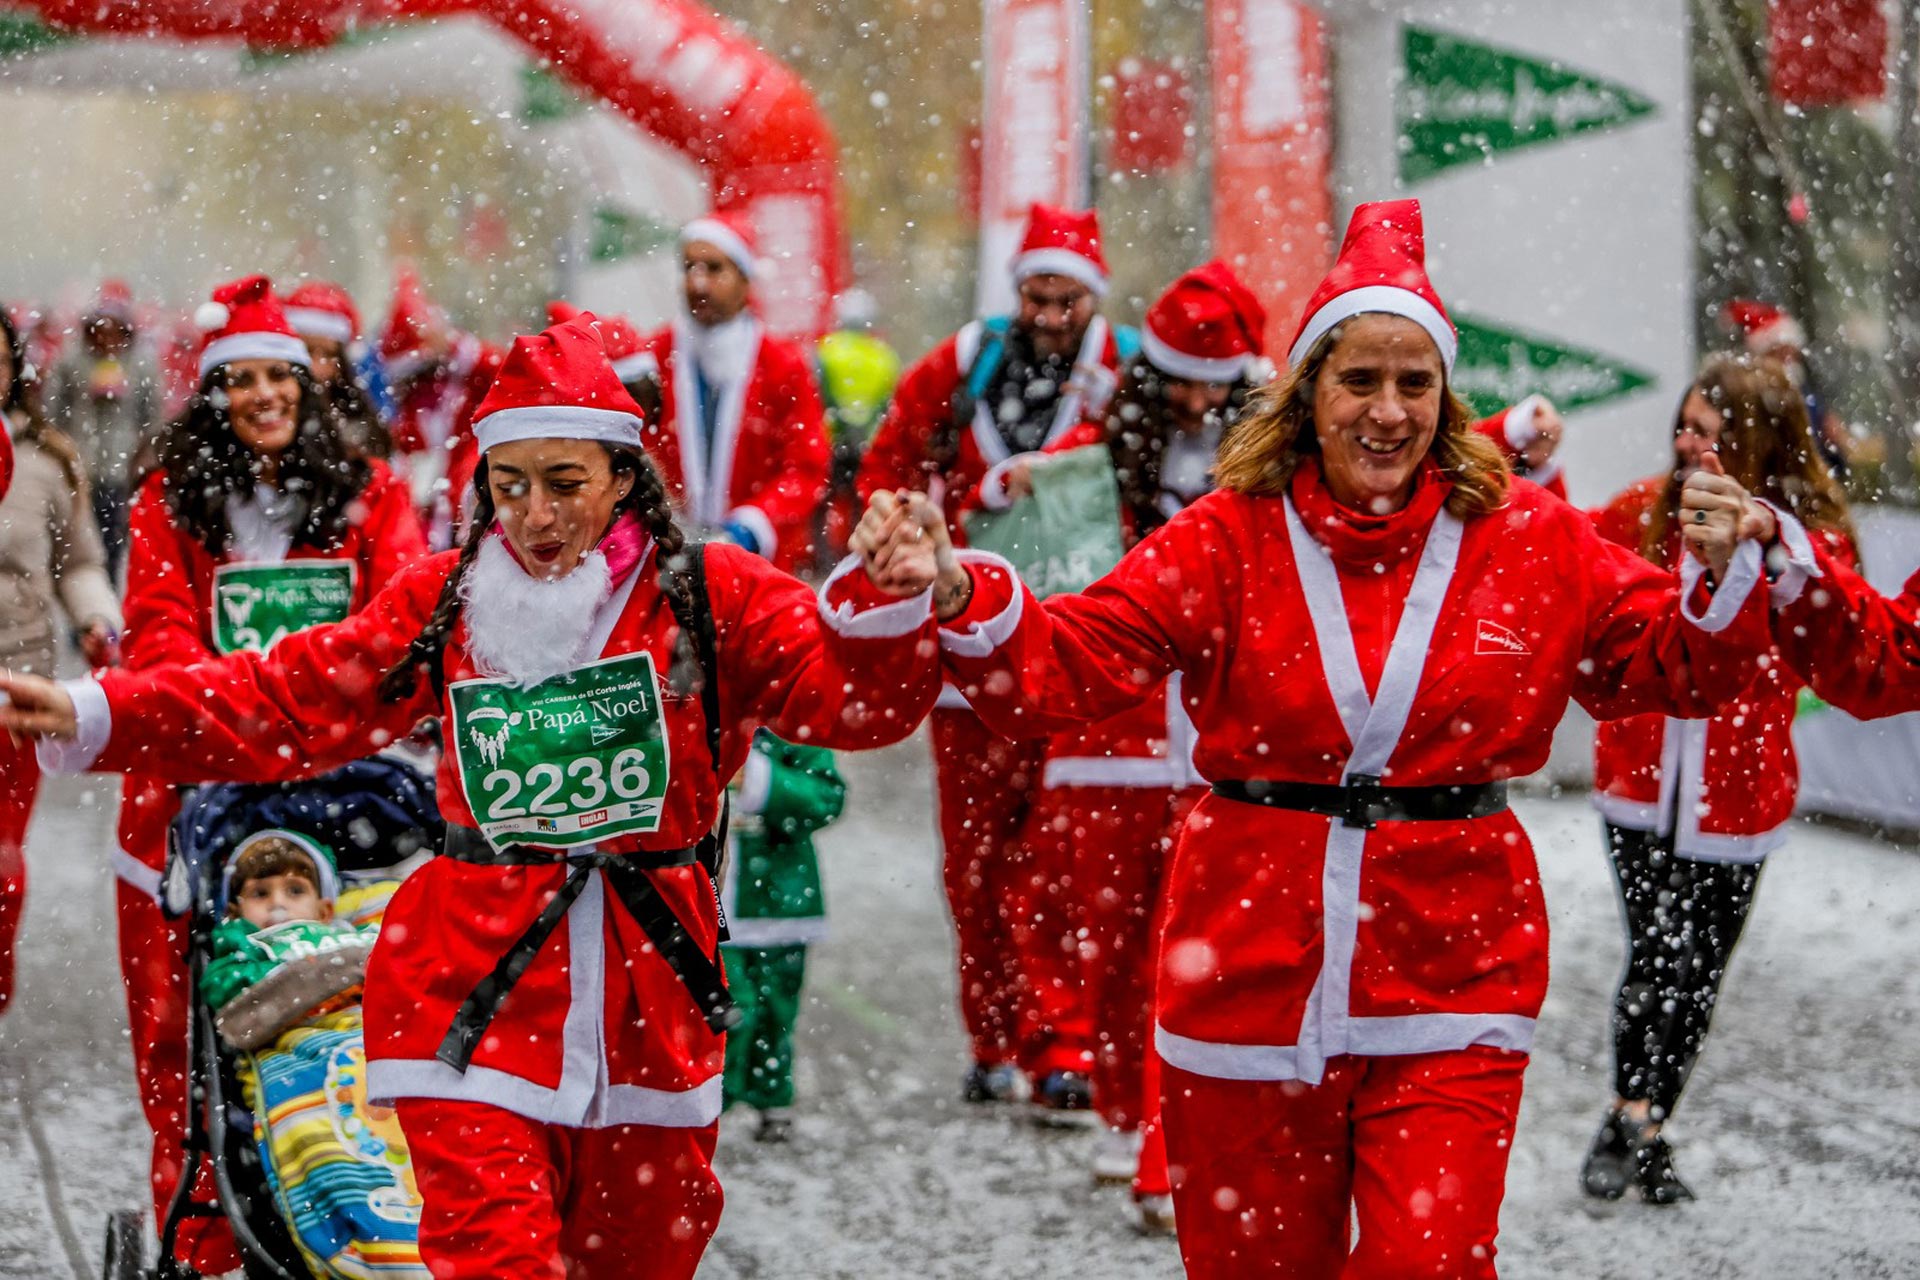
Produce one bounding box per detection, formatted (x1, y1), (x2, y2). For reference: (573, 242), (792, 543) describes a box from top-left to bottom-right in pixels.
(154, 364), (372, 558)
(376, 446), (704, 705)
(1102, 356), (1257, 541)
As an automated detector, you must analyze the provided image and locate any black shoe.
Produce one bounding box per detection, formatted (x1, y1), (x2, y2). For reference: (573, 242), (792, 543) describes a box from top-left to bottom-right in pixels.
(1634, 1134), (1695, 1205)
(754, 1110), (794, 1144)
(961, 1061), (1021, 1104)
(1580, 1108), (1635, 1202)
(1030, 1069), (1094, 1126)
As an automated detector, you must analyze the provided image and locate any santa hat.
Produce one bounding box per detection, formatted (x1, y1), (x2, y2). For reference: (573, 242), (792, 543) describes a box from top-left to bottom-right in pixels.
(547, 302), (655, 383)
(1011, 203), (1110, 297)
(89, 279), (137, 326)
(470, 315), (646, 454)
(1725, 299), (1805, 352)
(680, 209), (760, 280)
(284, 281), (362, 346)
(195, 275), (311, 381)
(1287, 200), (1455, 373)
(1141, 259), (1267, 383)
(379, 267), (446, 381)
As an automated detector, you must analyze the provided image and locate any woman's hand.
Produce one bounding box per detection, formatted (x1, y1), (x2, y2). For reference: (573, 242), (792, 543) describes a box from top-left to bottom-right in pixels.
(1680, 452), (1762, 580)
(851, 490), (940, 598)
(80, 621), (120, 669)
(0, 670), (78, 742)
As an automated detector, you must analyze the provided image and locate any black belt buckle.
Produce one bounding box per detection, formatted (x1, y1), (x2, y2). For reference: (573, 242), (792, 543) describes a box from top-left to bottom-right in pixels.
(1340, 774), (1388, 830)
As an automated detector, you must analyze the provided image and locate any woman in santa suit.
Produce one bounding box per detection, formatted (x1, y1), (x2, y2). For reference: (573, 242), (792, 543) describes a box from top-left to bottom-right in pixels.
(887, 200), (1773, 1277)
(114, 274), (427, 1272)
(2, 314), (943, 1278)
(1582, 353), (1857, 1205)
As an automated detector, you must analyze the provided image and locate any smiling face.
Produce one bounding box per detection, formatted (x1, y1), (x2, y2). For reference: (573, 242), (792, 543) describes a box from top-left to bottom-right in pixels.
(1309, 314), (1445, 514)
(1015, 273), (1096, 360)
(220, 358), (303, 460)
(485, 438), (635, 578)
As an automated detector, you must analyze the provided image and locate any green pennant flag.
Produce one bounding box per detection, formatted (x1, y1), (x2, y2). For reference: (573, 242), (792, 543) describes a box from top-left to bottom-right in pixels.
(520, 64), (587, 124)
(1449, 313), (1657, 418)
(1398, 26), (1656, 184)
(0, 13), (73, 58)
(589, 204), (675, 265)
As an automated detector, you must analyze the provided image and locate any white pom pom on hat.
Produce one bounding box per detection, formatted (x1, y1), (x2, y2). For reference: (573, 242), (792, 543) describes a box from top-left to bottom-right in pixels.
(195, 301), (231, 332)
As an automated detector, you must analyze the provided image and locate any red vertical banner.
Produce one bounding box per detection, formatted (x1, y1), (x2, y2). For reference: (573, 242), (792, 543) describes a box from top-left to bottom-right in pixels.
(1769, 0), (1888, 106)
(1209, 0), (1332, 355)
(976, 0), (1090, 316)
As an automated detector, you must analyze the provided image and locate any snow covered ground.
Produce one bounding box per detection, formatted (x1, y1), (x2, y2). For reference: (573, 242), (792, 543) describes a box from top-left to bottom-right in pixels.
(3, 736), (1918, 1279)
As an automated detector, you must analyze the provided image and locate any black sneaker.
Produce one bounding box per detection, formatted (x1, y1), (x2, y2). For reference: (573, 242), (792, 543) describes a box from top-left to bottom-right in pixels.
(1580, 1108), (1634, 1201)
(1634, 1134), (1695, 1205)
(1030, 1069), (1094, 1126)
(754, 1109), (794, 1144)
(962, 1061), (1021, 1104)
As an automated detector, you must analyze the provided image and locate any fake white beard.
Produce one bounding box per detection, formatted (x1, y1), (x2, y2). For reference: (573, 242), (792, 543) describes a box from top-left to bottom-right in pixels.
(460, 534), (613, 686)
(682, 310), (759, 388)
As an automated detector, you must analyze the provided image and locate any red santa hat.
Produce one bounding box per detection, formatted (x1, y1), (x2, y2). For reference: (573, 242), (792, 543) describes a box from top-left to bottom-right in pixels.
(680, 209), (760, 281)
(283, 281), (362, 346)
(379, 267), (447, 381)
(1286, 199), (1455, 373)
(547, 302), (655, 382)
(194, 275), (311, 381)
(1141, 259), (1267, 383)
(1011, 203), (1110, 297)
(90, 279), (137, 326)
(1724, 299), (1806, 352)
(470, 314), (646, 454)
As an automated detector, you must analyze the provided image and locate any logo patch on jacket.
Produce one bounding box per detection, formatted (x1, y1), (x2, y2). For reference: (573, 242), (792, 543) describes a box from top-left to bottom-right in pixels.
(1475, 618), (1532, 657)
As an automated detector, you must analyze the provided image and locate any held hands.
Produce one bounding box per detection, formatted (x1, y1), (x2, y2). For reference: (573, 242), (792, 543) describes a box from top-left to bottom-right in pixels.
(849, 491), (972, 618)
(0, 670), (78, 742)
(80, 621), (120, 670)
(1680, 452), (1775, 581)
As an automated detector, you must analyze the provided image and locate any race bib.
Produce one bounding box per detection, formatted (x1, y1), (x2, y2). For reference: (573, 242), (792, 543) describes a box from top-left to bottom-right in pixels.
(212, 562), (356, 654)
(448, 652), (672, 849)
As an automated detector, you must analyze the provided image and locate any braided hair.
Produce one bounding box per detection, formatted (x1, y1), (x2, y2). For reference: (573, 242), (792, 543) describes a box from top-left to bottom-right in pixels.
(1105, 356), (1255, 542)
(376, 445), (705, 704)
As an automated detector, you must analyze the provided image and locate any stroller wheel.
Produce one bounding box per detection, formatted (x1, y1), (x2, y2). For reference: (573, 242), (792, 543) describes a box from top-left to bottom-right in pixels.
(100, 1209), (145, 1279)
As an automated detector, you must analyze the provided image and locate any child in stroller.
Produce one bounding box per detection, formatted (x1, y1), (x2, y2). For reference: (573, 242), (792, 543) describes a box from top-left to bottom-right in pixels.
(101, 755), (440, 1280)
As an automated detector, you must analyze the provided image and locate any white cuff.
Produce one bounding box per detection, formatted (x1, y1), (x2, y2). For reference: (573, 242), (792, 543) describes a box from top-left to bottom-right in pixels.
(1757, 502), (1823, 608)
(1679, 538), (1762, 634)
(34, 677), (112, 774)
(937, 551), (1026, 658)
(1503, 394), (1545, 451)
(977, 453), (1042, 513)
(726, 505), (777, 560)
(736, 748), (773, 815)
(817, 555), (933, 639)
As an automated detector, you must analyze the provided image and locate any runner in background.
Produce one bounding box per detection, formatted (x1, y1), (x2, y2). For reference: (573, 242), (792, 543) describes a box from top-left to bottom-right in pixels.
(857, 203), (1136, 1106)
(285, 280), (391, 462)
(1724, 300), (1859, 482)
(815, 288), (901, 565)
(113, 275), (426, 1273)
(1583, 353), (1858, 1204)
(1475, 394), (1567, 498)
(635, 212), (830, 574)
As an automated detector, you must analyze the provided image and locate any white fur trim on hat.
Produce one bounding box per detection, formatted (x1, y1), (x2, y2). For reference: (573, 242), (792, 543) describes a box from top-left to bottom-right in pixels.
(681, 218), (756, 280)
(475, 404), (644, 453)
(1141, 326), (1249, 384)
(1012, 247), (1110, 297)
(611, 351), (659, 383)
(1286, 284), (1458, 373)
(284, 307), (355, 344)
(1746, 316), (1806, 352)
(199, 332), (313, 381)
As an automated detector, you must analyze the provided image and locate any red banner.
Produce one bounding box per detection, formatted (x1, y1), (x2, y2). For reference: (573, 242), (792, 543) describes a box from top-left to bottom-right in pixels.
(1209, 0), (1332, 355)
(976, 0), (1089, 315)
(1110, 57), (1191, 177)
(1769, 0), (1887, 106)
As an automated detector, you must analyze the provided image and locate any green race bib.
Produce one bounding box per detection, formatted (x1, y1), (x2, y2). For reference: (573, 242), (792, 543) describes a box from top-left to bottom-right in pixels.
(448, 651), (672, 849)
(212, 561), (356, 654)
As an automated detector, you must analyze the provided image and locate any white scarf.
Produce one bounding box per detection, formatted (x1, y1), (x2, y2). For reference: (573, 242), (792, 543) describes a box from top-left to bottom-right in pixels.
(682, 310), (760, 390)
(225, 482), (302, 563)
(460, 534), (612, 686)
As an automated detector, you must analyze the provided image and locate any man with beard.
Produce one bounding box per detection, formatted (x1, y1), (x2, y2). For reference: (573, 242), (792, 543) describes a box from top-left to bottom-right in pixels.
(857, 202), (1137, 1109)
(635, 211), (830, 574)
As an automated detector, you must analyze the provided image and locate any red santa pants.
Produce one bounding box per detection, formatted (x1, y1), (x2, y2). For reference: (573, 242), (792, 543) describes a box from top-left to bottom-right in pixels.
(929, 707), (1047, 1067)
(0, 730), (41, 1014)
(1061, 784), (1199, 1127)
(396, 1098), (722, 1279)
(1163, 1048), (1528, 1279)
(117, 776), (241, 1273)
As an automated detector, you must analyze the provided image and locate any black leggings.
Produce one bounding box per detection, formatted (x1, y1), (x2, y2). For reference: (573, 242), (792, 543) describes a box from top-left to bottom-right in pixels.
(1603, 823), (1764, 1120)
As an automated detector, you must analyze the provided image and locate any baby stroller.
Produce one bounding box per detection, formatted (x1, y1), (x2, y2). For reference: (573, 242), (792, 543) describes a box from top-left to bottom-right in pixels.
(100, 754), (443, 1280)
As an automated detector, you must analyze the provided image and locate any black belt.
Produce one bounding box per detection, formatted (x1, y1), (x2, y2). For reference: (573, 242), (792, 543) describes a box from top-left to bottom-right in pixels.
(1211, 776), (1509, 830)
(434, 824), (738, 1073)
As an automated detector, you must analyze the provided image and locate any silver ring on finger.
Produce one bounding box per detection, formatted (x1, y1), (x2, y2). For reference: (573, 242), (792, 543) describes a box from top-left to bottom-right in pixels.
(1693, 508), (1708, 524)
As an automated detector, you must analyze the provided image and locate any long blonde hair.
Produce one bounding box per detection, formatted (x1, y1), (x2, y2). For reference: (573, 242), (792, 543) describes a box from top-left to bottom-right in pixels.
(1215, 322), (1509, 519)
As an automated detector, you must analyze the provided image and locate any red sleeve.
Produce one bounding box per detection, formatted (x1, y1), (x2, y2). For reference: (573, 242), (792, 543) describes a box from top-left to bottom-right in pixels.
(1474, 415), (1522, 464)
(93, 556), (451, 782)
(354, 462), (431, 597)
(1775, 535), (1920, 717)
(705, 542), (940, 751)
(939, 497), (1239, 740)
(123, 475), (217, 671)
(857, 337), (961, 504)
(739, 344), (830, 546)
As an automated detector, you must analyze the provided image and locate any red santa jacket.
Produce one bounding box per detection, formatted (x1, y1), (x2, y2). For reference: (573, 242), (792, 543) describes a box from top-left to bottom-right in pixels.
(111, 463), (427, 900)
(1764, 509), (1920, 718)
(1590, 477), (1857, 861)
(391, 335), (501, 547)
(937, 461), (1769, 1085)
(638, 320), (829, 574)
(76, 542), (939, 1129)
(1473, 400), (1568, 500)
(858, 316), (1127, 538)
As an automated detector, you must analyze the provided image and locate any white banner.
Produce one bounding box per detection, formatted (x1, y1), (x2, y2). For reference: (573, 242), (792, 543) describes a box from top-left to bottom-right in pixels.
(975, 0), (1089, 317)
